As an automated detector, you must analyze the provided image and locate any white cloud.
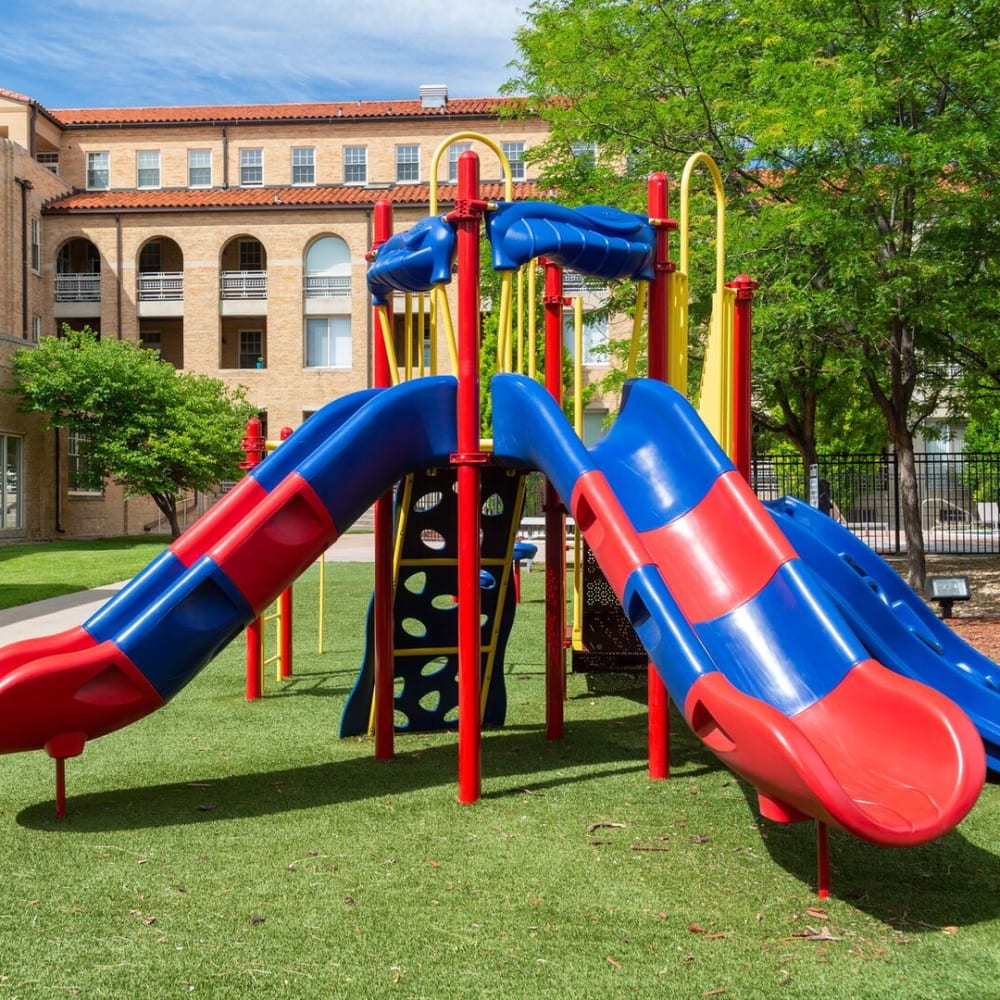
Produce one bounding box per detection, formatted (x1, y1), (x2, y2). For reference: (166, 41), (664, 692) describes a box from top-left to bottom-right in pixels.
(1, 0), (527, 107)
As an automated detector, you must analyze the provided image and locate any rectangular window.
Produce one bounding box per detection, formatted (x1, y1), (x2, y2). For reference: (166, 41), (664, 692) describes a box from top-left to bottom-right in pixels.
(68, 428), (102, 495)
(396, 144), (419, 182)
(563, 310), (609, 365)
(30, 218), (40, 272)
(136, 150), (160, 188)
(239, 240), (263, 271)
(87, 151), (110, 190)
(343, 145), (367, 184)
(37, 151), (59, 174)
(139, 241), (161, 272)
(140, 330), (161, 354)
(306, 317), (352, 368)
(1, 434), (23, 529)
(502, 141), (526, 181)
(240, 148), (264, 186)
(188, 149), (212, 187)
(291, 146), (315, 185)
(448, 142), (472, 182)
(571, 141), (597, 166)
(31, 315), (41, 342)
(239, 330), (263, 369)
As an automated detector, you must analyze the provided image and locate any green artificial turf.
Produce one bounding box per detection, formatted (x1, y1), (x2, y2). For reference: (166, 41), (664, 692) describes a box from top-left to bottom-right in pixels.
(0, 561), (996, 998)
(0, 536), (171, 610)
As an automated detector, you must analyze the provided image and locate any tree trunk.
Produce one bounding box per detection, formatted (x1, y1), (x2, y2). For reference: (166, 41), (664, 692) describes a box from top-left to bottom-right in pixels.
(892, 426), (927, 594)
(151, 492), (182, 539)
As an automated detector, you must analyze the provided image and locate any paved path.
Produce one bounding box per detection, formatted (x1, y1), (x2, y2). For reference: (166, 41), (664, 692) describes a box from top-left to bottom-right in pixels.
(0, 533), (377, 647)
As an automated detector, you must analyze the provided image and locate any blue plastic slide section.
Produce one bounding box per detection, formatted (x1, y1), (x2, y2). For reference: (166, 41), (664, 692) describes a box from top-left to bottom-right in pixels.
(80, 377), (458, 702)
(766, 496), (1000, 772)
(490, 374), (868, 711)
(83, 388), (382, 643)
(367, 216), (457, 304)
(486, 202), (655, 281)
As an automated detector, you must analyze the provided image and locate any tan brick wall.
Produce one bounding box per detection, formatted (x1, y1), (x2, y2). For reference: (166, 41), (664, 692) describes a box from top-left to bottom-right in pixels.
(5, 99), (640, 542)
(56, 115), (550, 192)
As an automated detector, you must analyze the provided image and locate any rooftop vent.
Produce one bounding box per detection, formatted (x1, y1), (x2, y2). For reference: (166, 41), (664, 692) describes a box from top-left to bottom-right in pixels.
(419, 84), (448, 109)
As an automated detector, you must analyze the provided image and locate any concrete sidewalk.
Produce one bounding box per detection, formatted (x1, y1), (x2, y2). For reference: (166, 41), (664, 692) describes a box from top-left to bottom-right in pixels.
(0, 533), (378, 648)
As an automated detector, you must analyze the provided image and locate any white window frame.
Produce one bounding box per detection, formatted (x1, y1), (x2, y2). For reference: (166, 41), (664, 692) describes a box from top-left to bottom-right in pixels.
(240, 148), (264, 187)
(1, 433), (23, 530)
(343, 145), (367, 184)
(562, 307), (610, 366)
(291, 146), (316, 185)
(448, 142), (473, 182)
(30, 218), (40, 272)
(188, 149), (212, 188)
(36, 151), (59, 175)
(502, 141), (526, 181)
(86, 151), (110, 190)
(68, 428), (102, 496)
(305, 316), (352, 369)
(571, 140), (598, 166)
(239, 329), (264, 369)
(396, 144), (419, 182)
(136, 150), (161, 189)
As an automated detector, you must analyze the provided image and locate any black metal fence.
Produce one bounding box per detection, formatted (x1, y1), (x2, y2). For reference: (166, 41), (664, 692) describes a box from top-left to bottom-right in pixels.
(751, 452), (1000, 555)
(520, 453), (1000, 555)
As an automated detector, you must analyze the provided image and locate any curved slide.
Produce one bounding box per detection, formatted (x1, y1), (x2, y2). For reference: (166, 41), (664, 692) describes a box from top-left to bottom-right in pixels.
(491, 373), (984, 847)
(0, 377), (458, 758)
(766, 496), (1000, 772)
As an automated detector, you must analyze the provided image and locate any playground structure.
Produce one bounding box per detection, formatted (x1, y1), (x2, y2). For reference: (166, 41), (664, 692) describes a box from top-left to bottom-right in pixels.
(0, 135), (995, 899)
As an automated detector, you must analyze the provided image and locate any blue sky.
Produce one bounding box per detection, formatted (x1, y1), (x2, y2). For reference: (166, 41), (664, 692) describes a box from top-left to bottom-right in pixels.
(1, 1), (528, 110)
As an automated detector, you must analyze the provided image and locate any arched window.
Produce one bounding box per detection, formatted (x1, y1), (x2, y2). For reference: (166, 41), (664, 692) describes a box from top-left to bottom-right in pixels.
(304, 236), (351, 299)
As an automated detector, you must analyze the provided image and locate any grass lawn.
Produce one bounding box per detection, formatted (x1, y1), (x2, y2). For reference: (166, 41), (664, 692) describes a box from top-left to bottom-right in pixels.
(0, 559), (997, 997)
(0, 536), (172, 610)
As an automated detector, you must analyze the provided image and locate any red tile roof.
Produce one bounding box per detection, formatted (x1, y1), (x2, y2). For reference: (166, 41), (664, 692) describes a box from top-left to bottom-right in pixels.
(43, 181), (540, 214)
(50, 97), (528, 128)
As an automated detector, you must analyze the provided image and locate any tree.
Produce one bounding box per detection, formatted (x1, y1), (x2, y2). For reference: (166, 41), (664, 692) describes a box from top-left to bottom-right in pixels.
(507, 0), (1000, 590)
(10, 328), (257, 538)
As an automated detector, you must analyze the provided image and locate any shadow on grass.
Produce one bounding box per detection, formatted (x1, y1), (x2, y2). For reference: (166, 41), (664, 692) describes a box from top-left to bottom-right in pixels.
(16, 710), (714, 832)
(734, 780), (1000, 930)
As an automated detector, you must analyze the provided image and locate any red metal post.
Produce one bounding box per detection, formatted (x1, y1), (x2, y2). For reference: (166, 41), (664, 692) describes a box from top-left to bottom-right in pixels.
(239, 417), (265, 471)
(279, 586), (293, 680)
(278, 426), (294, 680)
(543, 259), (567, 740)
(54, 758), (66, 818)
(370, 200), (396, 760)
(241, 416), (266, 700)
(726, 274), (758, 484)
(816, 821), (831, 899)
(246, 615), (262, 700)
(645, 173), (677, 780)
(449, 151), (488, 804)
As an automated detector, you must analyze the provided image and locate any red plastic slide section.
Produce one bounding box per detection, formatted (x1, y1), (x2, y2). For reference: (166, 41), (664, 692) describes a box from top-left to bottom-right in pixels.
(683, 660), (984, 846)
(0, 635), (163, 756)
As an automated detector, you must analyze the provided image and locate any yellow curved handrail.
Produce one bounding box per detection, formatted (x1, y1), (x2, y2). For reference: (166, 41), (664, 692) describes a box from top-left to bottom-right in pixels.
(429, 131), (514, 215)
(679, 151), (726, 305)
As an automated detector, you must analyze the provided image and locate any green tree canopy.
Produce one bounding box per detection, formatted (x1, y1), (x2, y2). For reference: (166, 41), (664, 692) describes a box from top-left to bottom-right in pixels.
(10, 328), (257, 538)
(507, 0), (1000, 589)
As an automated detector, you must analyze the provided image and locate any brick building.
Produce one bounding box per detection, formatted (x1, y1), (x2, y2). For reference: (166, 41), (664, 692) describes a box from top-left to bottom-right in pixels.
(0, 85), (553, 540)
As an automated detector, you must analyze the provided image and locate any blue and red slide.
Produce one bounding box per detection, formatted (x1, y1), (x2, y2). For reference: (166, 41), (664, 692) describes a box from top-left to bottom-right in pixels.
(766, 496), (1000, 772)
(0, 377), (458, 759)
(0, 369), (986, 848)
(491, 373), (985, 846)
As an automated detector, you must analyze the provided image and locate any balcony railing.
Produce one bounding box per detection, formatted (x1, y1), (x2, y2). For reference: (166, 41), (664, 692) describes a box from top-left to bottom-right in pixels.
(138, 271), (184, 301)
(304, 274), (351, 298)
(220, 270), (267, 300)
(55, 273), (101, 302)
